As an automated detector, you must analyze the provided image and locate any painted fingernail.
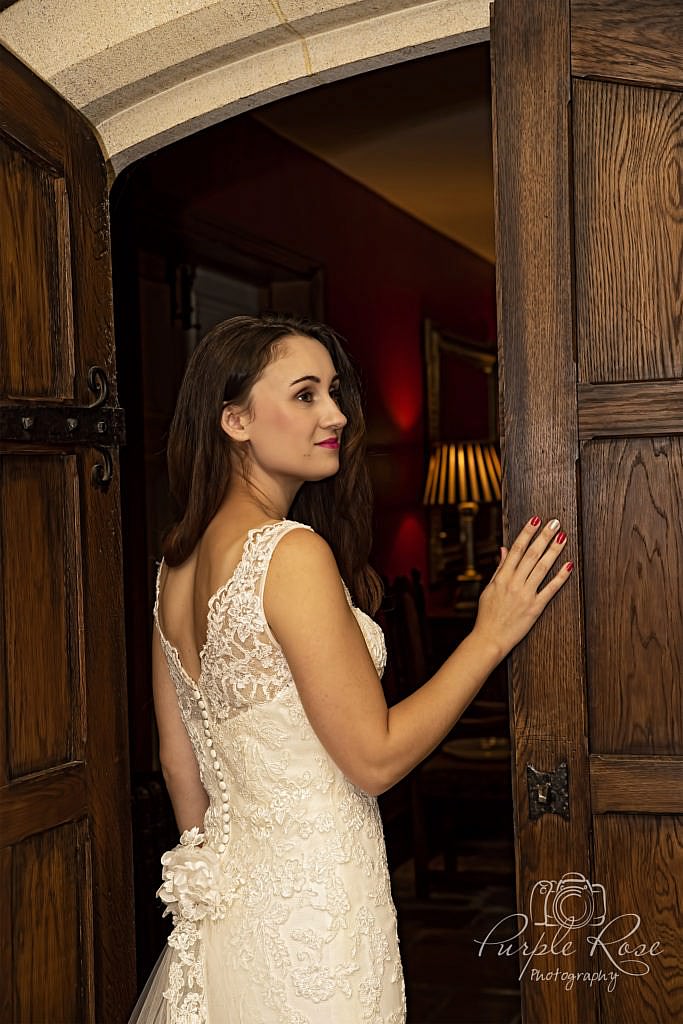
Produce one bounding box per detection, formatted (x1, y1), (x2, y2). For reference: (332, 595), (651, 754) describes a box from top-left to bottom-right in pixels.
(566, 562), (574, 572)
(556, 531), (567, 544)
(548, 519), (560, 531)
(530, 515), (541, 526)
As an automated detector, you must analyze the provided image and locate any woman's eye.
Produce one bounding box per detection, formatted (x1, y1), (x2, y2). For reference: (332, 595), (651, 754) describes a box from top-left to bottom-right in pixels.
(296, 387), (341, 404)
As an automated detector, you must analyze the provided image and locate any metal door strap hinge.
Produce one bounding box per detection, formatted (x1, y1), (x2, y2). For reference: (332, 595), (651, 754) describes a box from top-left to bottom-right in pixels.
(0, 366), (125, 491)
(0, 402), (125, 445)
(527, 761), (569, 820)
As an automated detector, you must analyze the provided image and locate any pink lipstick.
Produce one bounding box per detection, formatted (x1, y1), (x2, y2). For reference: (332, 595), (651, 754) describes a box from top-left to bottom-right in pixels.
(316, 438), (340, 449)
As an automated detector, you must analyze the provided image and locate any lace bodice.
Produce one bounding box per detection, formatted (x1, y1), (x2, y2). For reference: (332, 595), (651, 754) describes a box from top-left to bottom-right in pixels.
(157, 521), (386, 726)
(150, 520), (405, 1024)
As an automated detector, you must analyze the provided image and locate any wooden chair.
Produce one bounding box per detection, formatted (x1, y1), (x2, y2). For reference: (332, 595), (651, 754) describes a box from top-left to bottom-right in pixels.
(379, 572), (431, 698)
(383, 573), (513, 898)
(374, 573), (429, 874)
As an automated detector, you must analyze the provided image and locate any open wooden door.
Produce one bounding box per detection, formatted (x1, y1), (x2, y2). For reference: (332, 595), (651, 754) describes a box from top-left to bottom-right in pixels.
(489, 1), (683, 1020)
(0, 45), (135, 1021)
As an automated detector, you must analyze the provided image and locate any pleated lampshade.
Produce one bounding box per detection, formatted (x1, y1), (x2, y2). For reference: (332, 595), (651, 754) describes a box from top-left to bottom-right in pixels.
(423, 441), (501, 506)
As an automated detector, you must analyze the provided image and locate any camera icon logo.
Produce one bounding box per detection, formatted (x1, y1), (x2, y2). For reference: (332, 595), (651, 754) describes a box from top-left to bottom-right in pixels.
(530, 872), (607, 929)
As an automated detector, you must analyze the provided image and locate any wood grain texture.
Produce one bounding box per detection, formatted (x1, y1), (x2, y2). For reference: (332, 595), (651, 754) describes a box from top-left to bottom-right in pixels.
(593, 814), (683, 1022)
(13, 822), (89, 1022)
(572, 0), (683, 88)
(591, 755), (683, 812)
(0, 139), (76, 398)
(581, 438), (683, 753)
(0, 43), (118, 404)
(0, 454), (82, 777)
(578, 382), (683, 439)
(491, 1), (596, 1020)
(574, 79), (683, 384)
(0, 846), (11, 1022)
(0, 762), (87, 845)
(0, 42), (135, 1019)
(69, 130), (136, 1024)
(81, 445), (136, 1020)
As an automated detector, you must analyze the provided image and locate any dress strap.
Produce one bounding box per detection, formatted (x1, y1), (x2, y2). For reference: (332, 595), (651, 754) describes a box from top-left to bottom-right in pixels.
(254, 520), (314, 599)
(250, 521), (354, 606)
(251, 521), (314, 643)
(153, 557), (165, 623)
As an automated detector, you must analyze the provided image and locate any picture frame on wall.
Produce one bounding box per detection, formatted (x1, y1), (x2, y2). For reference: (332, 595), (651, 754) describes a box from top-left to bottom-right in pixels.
(424, 318), (498, 445)
(422, 318), (500, 586)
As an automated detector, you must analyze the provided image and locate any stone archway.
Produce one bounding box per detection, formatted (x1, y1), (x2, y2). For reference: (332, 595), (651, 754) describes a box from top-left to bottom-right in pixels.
(0, 0), (489, 174)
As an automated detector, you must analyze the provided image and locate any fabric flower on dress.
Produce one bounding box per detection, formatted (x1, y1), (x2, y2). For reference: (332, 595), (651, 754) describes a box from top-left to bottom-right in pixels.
(157, 829), (226, 924)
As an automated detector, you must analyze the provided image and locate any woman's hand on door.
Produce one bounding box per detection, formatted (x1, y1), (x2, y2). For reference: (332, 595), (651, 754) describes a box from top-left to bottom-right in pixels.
(472, 515), (573, 660)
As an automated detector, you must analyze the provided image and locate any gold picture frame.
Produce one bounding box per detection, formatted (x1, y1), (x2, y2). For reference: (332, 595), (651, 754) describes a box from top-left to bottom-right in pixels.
(423, 319), (499, 585)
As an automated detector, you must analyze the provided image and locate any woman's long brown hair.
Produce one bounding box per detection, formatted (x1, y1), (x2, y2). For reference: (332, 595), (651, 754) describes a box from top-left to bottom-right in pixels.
(162, 313), (383, 615)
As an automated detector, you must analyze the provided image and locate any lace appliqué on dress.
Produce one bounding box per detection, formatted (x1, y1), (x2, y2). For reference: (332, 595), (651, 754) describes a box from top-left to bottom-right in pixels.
(149, 522), (406, 1023)
(200, 523), (315, 722)
(157, 827), (241, 1023)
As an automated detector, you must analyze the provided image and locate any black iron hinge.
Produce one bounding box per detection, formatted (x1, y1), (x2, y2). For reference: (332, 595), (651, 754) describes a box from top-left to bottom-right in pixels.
(0, 366), (126, 490)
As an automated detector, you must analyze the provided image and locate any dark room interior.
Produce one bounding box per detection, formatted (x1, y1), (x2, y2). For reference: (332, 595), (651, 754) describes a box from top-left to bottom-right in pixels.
(111, 41), (519, 1024)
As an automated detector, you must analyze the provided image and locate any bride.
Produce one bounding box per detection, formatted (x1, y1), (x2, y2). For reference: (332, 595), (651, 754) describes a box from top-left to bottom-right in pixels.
(130, 313), (572, 1023)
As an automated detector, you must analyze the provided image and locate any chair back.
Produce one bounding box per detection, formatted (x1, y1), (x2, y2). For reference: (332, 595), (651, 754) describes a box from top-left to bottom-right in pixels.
(379, 571), (431, 701)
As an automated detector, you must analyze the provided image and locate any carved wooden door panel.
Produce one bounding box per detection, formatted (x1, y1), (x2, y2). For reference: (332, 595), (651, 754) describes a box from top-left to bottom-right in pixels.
(491, 1), (683, 1021)
(0, 45), (135, 1021)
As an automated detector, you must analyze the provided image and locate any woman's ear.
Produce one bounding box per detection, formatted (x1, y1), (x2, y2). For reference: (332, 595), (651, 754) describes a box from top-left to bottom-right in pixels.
(221, 404), (250, 442)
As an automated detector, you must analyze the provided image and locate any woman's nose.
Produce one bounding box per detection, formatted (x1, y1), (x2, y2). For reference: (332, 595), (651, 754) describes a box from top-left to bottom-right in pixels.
(321, 394), (347, 428)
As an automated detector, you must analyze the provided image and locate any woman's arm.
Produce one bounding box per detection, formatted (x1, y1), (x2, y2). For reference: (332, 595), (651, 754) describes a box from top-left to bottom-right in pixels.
(152, 625), (209, 832)
(265, 517), (572, 796)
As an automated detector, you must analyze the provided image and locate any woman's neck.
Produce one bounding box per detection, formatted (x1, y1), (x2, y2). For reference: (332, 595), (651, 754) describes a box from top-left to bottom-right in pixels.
(219, 473), (299, 523)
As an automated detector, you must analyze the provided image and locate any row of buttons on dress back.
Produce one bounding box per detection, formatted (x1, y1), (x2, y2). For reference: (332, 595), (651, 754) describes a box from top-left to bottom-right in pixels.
(191, 681), (230, 854)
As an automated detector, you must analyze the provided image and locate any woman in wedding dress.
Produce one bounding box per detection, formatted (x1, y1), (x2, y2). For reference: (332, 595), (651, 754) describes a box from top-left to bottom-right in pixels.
(130, 313), (572, 1024)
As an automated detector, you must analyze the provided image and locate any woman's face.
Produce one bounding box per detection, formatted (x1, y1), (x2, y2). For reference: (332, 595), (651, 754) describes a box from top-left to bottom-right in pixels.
(224, 334), (348, 486)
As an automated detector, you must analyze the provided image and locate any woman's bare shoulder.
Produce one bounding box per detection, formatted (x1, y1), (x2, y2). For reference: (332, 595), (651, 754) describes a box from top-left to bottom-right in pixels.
(265, 526), (347, 622)
(271, 523), (337, 571)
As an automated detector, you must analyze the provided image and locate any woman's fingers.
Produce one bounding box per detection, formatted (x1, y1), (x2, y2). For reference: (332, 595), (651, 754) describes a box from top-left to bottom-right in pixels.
(475, 515), (574, 658)
(517, 519), (562, 578)
(500, 516), (544, 572)
(489, 546), (509, 582)
(498, 515), (572, 599)
(525, 528), (569, 589)
(536, 558), (574, 609)
(501, 516), (563, 579)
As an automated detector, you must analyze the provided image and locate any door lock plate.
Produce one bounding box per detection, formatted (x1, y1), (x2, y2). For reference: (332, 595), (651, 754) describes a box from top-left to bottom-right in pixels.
(527, 761), (569, 820)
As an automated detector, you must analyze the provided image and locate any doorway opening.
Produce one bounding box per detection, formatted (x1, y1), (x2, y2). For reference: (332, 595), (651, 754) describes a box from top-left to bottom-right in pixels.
(111, 40), (517, 1022)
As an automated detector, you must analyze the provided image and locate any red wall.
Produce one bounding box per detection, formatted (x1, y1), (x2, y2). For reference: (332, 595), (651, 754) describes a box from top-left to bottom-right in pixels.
(131, 114), (496, 583)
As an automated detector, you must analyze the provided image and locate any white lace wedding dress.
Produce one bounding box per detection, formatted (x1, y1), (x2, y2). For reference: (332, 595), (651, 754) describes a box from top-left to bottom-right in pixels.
(130, 520), (406, 1024)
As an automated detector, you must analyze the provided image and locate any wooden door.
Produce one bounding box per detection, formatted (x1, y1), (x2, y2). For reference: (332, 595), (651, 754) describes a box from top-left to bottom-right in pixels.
(0, 45), (135, 1021)
(490, 1), (683, 1021)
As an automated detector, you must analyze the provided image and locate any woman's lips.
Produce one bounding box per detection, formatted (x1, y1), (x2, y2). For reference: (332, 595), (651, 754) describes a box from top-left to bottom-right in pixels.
(316, 439), (340, 449)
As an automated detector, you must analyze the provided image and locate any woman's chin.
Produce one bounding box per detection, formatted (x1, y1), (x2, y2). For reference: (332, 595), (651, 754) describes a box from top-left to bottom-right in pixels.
(306, 466), (340, 482)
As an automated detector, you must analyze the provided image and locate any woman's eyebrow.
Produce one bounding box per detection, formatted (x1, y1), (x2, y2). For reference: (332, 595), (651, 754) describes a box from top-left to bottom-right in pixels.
(289, 373), (340, 387)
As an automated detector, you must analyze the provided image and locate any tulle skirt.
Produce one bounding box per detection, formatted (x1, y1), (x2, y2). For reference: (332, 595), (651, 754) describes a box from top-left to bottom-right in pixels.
(128, 947), (173, 1024)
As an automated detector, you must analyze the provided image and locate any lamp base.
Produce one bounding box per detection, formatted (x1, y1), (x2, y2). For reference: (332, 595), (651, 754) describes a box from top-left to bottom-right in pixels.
(457, 567), (483, 583)
(458, 501), (481, 581)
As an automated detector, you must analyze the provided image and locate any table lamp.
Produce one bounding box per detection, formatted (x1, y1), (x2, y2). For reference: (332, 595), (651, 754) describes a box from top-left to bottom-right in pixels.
(423, 440), (502, 587)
